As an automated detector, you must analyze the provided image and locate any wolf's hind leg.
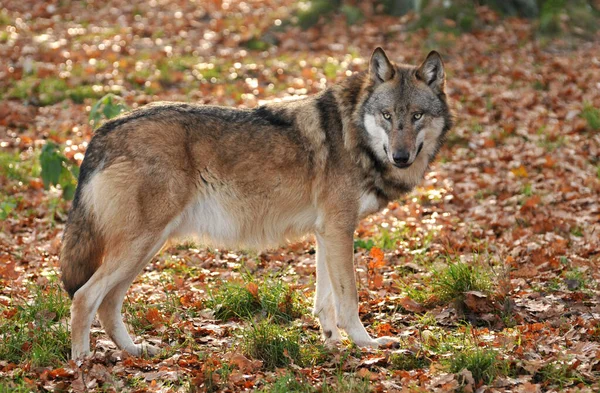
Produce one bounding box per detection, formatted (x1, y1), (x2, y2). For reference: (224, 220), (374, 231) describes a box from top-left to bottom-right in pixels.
(70, 260), (123, 360)
(313, 234), (343, 344)
(97, 235), (167, 357)
(97, 280), (159, 356)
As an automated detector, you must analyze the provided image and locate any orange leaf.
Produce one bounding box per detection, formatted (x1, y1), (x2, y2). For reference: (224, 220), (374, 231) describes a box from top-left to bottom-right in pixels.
(376, 322), (393, 336)
(483, 138), (496, 148)
(523, 195), (541, 208)
(511, 165), (528, 178)
(246, 282), (259, 298)
(369, 247), (385, 268)
(145, 308), (164, 327)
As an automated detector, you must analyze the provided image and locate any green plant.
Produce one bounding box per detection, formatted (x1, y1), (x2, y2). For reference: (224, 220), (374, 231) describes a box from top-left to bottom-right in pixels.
(0, 281), (70, 367)
(390, 350), (431, 371)
(564, 268), (587, 290)
(534, 359), (587, 388)
(340, 5), (363, 25)
(0, 196), (17, 220)
(0, 151), (40, 183)
(296, 0), (341, 30)
(431, 262), (492, 304)
(0, 371), (38, 393)
(582, 103), (600, 130)
(321, 373), (372, 393)
(206, 276), (304, 323)
(242, 320), (302, 369)
(262, 372), (314, 393)
(448, 349), (499, 385)
(39, 142), (78, 200)
(376, 227), (401, 250)
(354, 238), (375, 251)
(89, 93), (128, 129)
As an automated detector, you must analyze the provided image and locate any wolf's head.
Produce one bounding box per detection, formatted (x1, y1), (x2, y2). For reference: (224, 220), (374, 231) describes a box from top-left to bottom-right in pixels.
(361, 48), (451, 169)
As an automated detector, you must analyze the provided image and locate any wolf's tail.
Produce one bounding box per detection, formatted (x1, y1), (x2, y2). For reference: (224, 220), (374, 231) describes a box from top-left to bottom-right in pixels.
(60, 200), (105, 299)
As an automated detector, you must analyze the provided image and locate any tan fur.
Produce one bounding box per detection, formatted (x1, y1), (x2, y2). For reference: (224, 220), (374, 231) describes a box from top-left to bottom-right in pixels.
(61, 48), (452, 359)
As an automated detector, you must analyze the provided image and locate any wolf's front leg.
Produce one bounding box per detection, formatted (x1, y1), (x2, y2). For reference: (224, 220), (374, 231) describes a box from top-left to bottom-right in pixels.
(318, 227), (398, 348)
(313, 234), (343, 345)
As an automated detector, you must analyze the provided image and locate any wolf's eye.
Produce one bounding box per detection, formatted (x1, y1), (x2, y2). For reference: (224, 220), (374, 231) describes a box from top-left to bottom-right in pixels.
(413, 112), (423, 121)
(382, 111), (392, 120)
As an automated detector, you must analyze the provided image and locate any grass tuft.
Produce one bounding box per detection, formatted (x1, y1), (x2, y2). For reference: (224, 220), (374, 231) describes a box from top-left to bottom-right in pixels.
(390, 350), (431, 371)
(0, 280), (70, 366)
(534, 359), (587, 388)
(447, 349), (499, 385)
(431, 262), (492, 304)
(262, 372), (314, 393)
(242, 320), (302, 370)
(582, 103), (600, 130)
(206, 276), (305, 323)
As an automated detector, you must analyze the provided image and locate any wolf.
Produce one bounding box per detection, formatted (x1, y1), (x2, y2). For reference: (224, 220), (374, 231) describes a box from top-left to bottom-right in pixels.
(60, 47), (452, 359)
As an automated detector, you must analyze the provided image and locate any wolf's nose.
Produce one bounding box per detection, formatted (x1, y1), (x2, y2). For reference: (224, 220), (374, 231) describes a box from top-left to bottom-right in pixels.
(392, 150), (410, 165)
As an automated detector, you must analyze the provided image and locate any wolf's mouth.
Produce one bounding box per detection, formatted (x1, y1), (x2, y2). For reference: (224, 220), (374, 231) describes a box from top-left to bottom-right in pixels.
(416, 142), (424, 157)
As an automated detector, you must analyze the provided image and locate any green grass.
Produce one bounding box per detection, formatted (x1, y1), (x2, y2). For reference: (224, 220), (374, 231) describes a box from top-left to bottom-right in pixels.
(534, 359), (587, 388)
(241, 319), (328, 371)
(322, 374), (372, 393)
(123, 279), (181, 335)
(564, 268), (587, 290)
(521, 183), (533, 197)
(431, 262), (492, 304)
(0, 195), (18, 220)
(390, 350), (431, 371)
(0, 371), (38, 393)
(447, 349), (500, 385)
(262, 372), (314, 393)
(375, 227), (403, 250)
(206, 276), (305, 323)
(0, 280), (70, 367)
(0, 150), (40, 184)
(7, 77), (103, 106)
(0, 11), (11, 26)
(354, 238), (375, 251)
(242, 320), (302, 370)
(582, 103), (600, 130)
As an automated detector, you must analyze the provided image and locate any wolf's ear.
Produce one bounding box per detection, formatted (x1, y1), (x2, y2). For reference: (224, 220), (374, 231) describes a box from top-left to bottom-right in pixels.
(370, 47), (395, 84)
(417, 51), (445, 93)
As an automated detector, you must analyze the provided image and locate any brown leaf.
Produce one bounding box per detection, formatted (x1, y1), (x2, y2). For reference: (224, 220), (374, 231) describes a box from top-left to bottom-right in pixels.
(398, 296), (425, 313)
(0, 259), (19, 280)
(229, 353), (262, 373)
(359, 356), (387, 368)
(512, 265), (538, 278)
(356, 368), (377, 380)
(464, 291), (494, 313)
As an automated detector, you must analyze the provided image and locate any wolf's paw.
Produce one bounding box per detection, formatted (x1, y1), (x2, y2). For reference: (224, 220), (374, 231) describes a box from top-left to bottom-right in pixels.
(353, 336), (400, 349)
(71, 349), (91, 365)
(128, 343), (161, 357)
(323, 329), (344, 348)
(374, 336), (400, 348)
(71, 346), (91, 366)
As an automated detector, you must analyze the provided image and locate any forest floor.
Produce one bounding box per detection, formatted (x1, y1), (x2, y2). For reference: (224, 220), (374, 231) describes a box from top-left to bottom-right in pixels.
(0, 1), (599, 392)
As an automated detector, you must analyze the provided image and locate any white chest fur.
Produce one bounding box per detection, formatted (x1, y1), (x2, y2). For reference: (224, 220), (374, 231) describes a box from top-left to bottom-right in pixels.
(358, 191), (380, 218)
